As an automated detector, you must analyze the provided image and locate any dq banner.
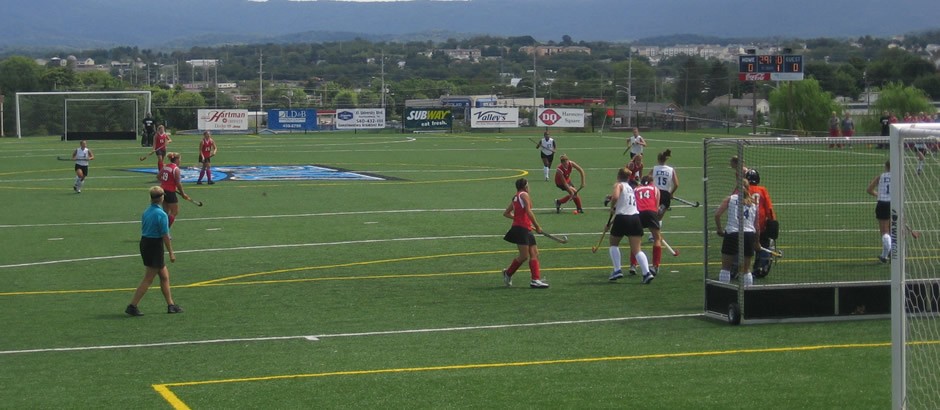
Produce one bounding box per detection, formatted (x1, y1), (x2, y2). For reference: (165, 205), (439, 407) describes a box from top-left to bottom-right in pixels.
(404, 108), (453, 129)
(536, 108), (585, 127)
(268, 109), (318, 131)
(198, 109), (249, 130)
(335, 108), (386, 129)
(470, 107), (519, 129)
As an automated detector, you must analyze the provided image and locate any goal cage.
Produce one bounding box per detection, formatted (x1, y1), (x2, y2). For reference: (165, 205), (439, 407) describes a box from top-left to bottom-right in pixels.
(890, 123), (940, 410)
(702, 136), (900, 325)
(15, 91), (152, 140)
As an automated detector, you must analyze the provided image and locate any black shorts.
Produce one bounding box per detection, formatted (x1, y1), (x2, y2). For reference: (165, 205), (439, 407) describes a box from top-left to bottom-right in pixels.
(721, 232), (756, 257)
(503, 225), (536, 246)
(610, 214), (643, 237)
(199, 155), (212, 164)
(659, 191), (673, 210)
(156, 148), (167, 157)
(164, 191), (179, 204)
(540, 152), (554, 164)
(639, 210), (660, 230)
(139, 236), (165, 268)
(875, 200), (890, 220)
(74, 164), (89, 176)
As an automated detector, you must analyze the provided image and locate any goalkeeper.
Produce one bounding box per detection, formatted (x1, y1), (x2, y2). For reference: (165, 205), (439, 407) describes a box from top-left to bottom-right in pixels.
(142, 112), (156, 147)
(746, 169), (778, 277)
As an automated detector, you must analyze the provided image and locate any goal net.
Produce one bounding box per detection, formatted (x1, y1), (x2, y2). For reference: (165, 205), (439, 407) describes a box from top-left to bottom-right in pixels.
(703, 136), (895, 324)
(15, 91), (151, 138)
(890, 123), (940, 410)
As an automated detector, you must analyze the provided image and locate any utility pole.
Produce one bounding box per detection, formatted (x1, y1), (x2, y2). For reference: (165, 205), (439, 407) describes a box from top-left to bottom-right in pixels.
(627, 46), (633, 128)
(532, 51), (537, 127)
(258, 50), (264, 133)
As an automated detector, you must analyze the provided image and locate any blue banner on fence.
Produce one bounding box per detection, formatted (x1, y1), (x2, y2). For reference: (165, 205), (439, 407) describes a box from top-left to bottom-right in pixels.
(267, 109), (318, 131)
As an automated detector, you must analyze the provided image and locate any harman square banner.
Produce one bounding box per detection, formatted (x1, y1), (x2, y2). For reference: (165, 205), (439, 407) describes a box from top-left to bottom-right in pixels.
(536, 108), (585, 128)
(404, 108), (453, 129)
(198, 109), (249, 131)
(335, 108), (386, 129)
(469, 107), (519, 129)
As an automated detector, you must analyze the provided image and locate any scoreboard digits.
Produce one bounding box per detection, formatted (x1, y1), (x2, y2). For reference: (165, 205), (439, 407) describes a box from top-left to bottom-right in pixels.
(738, 55), (803, 73)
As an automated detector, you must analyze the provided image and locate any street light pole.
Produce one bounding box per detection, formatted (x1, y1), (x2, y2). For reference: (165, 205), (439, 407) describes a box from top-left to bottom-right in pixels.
(532, 51), (537, 127)
(627, 46), (633, 127)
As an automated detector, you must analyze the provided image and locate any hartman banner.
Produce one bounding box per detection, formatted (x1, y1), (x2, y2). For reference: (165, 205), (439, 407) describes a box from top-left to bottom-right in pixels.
(469, 107), (519, 129)
(198, 109), (249, 130)
(335, 108), (386, 129)
(536, 108), (585, 127)
(404, 108), (453, 130)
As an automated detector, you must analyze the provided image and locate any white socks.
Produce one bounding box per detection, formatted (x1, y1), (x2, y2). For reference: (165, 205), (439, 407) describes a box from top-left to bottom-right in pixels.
(543, 166), (550, 180)
(719, 269), (730, 283)
(635, 251), (650, 275)
(882, 233), (891, 259)
(609, 246), (621, 272)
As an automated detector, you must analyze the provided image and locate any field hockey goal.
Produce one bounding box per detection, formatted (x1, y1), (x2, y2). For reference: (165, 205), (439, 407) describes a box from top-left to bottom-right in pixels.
(15, 91), (151, 140)
(890, 123), (940, 410)
(702, 136), (897, 325)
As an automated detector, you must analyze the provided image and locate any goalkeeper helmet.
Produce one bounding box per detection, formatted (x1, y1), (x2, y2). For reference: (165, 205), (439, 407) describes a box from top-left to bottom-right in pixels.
(745, 169), (760, 185)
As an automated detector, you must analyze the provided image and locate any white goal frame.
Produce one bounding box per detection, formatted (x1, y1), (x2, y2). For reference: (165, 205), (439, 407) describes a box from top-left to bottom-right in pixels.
(15, 91), (152, 138)
(890, 122), (940, 410)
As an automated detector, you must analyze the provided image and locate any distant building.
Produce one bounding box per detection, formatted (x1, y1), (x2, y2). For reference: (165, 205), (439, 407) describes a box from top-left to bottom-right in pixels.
(519, 45), (591, 56)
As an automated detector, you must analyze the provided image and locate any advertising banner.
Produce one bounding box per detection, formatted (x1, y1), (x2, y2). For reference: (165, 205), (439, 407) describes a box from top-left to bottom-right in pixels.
(198, 109), (249, 130)
(267, 109), (318, 131)
(404, 108), (452, 129)
(335, 108), (386, 129)
(536, 108), (585, 127)
(469, 107), (519, 129)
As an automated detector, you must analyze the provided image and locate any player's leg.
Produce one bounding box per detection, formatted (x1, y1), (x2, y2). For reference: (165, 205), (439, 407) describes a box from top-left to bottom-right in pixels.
(879, 218), (891, 262)
(156, 266), (177, 309)
(608, 234), (624, 280)
(629, 235), (653, 283)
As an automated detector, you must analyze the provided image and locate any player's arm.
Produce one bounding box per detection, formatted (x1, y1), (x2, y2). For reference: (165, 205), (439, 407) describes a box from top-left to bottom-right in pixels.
(763, 189), (776, 220)
(174, 169), (190, 200)
(866, 175), (880, 197)
(714, 197), (731, 236)
(521, 192), (541, 233)
(503, 200), (514, 220)
(71, 149), (78, 161)
(609, 183), (622, 209)
(572, 161), (586, 188)
(210, 140), (217, 157)
(671, 172), (679, 194)
(87, 149), (94, 160)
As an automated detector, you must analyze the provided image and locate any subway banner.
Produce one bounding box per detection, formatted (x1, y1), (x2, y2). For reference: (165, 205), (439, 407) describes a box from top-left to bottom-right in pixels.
(469, 107), (519, 129)
(335, 108), (386, 129)
(404, 108), (453, 130)
(536, 108), (585, 127)
(267, 109), (318, 131)
(198, 109), (249, 130)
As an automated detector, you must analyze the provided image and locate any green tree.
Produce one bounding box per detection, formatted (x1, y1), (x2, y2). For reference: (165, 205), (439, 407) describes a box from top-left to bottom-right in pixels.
(768, 78), (840, 134)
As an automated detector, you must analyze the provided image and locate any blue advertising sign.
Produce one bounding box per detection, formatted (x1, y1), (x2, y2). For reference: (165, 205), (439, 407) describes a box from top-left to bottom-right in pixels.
(267, 109), (318, 131)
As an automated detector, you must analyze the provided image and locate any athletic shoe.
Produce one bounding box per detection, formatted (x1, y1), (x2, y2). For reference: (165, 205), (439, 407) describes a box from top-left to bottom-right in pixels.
(167, 304), (183, 314)
(608, 270), (624, 281)
(207, 181), (214, 185)
(718, 271), (731, 283)
(647, 234), (654, 242)
(125, 304), (143, 317)
(642, 273), (655, 284)
(530, 279), (550, 288)
(742, 272), (754, 287)
(576, 209), (584, 214)
(73, 185), (78, 192)
(649, 266), (658, 277)
(628, 266), (637, 276)
(555, 199), (561, 213)
(502, 269), (512, 287)
(196, 181), (203, 185)
(879, 255), (889, 263)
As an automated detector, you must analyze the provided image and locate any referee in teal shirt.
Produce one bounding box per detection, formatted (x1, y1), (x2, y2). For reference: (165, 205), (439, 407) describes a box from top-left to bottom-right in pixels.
(126, 186), (182, 316)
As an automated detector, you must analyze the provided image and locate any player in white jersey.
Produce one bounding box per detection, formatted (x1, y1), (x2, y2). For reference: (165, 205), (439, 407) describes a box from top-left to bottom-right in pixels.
(627, 127), (646, 158)
(649, 149), (679, 239)
(606, 167), (654, 284)
(71, 140), (95, 193)
(536, 132), (557, 181)
(714, 179), (759, 285)
(866, 160), (892, 263)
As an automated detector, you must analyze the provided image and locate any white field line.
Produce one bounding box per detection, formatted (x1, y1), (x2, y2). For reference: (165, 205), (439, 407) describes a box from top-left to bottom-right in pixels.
(0, 313), (702, 356)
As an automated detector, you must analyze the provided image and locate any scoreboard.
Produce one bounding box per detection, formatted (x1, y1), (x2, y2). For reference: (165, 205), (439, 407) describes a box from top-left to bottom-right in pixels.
(738, 55), (804, 81)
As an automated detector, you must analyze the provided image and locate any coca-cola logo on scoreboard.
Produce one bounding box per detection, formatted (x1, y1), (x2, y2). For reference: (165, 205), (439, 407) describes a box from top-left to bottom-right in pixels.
(738, 73), (771, 81)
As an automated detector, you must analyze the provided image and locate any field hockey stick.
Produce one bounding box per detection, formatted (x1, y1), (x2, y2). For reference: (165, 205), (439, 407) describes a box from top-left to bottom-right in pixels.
(661, 237), (679, 256)
(673, 196), (700, 207)
(57, 155), (72, 161)
(622, 147), (629, 156)
(139, 150), (155, 161)
(591, 213), (614, 253)
(759, 246), (783, 258)
(528, 137), (539, 145)
(184, 196), (204, 207)
(905, 224), (921, 239)
(541, 231), (568, 244)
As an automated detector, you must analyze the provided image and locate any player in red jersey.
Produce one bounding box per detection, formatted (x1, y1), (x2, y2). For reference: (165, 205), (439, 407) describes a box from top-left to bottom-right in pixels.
(634, 176), (663, 273)
(626, 153), (643, 187)
(552, 154), (586, 214)
(196, 131), (218, 185)
(152, 125), (172, 174)
(158, 152), (190, 227)
(502, 178), (549, 288)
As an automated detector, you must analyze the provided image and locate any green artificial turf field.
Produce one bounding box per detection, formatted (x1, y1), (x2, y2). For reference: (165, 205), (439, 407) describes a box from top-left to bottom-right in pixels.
(0, 130), (891, 409)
